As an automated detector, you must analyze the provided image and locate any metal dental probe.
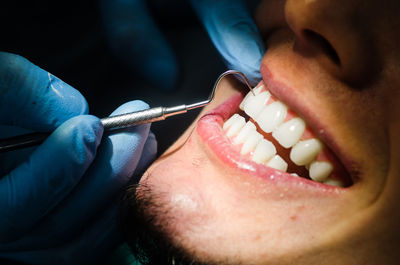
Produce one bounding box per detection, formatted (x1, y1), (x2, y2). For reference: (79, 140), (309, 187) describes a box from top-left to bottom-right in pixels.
(0, 70), (254, 153)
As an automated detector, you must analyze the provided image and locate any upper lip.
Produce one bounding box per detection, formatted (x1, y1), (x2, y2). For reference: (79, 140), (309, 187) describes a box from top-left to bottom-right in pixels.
(260, 63), (359, 185)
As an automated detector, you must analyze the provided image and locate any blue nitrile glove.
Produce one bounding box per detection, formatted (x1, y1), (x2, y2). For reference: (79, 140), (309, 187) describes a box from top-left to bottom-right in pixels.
(0, 52), (157, 265)
(100, 0), (265, 89)
(190, 0), (265, 86)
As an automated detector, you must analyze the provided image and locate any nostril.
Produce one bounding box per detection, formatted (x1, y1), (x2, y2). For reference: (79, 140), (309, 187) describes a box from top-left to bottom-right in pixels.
(302, 29), (341, 66)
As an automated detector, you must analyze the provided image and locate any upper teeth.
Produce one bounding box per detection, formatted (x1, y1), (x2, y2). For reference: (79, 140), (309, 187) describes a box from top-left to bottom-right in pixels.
(222, 85), (343, 187)
(272, 117), (305, 148)
(256, 101), (287, 133)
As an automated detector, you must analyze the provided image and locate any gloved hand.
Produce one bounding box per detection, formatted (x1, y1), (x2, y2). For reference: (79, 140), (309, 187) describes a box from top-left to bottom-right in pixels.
(0, 52), (157, 265)
(100, 0), (265, 89)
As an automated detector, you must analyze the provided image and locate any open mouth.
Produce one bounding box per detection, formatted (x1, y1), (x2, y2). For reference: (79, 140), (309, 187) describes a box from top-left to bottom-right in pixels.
(197, 80), (352, 189)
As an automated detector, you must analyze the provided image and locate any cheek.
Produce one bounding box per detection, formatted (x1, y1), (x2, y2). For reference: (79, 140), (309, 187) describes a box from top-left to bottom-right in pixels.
(144, 149), (311, 260)
(141, 141), (218, 232)
(142, 142), (260, 257)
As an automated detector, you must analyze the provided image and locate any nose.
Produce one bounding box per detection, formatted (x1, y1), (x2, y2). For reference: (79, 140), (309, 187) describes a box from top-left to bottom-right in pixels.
(284, 0), (379, 87)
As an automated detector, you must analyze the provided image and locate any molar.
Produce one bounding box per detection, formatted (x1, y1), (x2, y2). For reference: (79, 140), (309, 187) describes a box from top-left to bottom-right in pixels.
(323, 178), (345, 187)
(309, 161), (333, 182)
(290, 138), (323, 166)
(272, 118), (305, 148)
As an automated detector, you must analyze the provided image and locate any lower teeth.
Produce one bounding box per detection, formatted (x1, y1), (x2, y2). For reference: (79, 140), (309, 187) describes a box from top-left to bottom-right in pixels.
(222, 86), (344, 187)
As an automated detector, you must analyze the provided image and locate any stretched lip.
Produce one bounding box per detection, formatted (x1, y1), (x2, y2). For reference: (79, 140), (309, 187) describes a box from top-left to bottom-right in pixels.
(196, 90), (348, 194)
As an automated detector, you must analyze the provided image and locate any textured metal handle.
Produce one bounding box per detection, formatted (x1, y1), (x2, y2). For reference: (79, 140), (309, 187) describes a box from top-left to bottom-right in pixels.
(101, 107), (165, 130)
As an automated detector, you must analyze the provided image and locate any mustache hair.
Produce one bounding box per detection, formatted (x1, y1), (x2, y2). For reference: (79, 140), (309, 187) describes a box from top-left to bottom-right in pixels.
(119, 182), (237, 265)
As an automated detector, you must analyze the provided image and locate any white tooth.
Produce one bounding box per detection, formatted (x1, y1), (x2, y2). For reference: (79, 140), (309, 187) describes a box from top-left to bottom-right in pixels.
(309, 161), (333, 182)
(226, 115), (246, 138)
(243, 92), (271, 119)
(323, 178), (345, 187)
(266, 155), (288, 172)
(223, 114), (241, 131)
(254, 84), (265, 94)
(241, 131), (263, 155)
(272, 118), (305, 148)
(290, 173), (300, 177)
(255, 101), (287, 133)
(239, 85), (264, 110)
(252, 139), (277, 164)
(234, 121), (257, 145)
(290, 138), (323, 166)
(239, 93), (252, 110)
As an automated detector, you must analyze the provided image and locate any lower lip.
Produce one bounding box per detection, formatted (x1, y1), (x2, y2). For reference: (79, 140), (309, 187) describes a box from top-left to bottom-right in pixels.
(196, 92), (346, 194)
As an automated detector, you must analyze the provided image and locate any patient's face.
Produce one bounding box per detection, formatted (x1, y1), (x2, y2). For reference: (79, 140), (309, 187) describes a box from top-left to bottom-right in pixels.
(123, 0), (400, 264)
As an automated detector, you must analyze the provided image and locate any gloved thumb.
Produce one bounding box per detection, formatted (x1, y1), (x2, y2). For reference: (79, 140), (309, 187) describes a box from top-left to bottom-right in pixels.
(190, 0), (265, 86)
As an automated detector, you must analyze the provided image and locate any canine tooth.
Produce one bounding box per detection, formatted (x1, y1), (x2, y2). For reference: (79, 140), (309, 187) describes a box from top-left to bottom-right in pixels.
(272, 118), (305, 148)
(323, 178), (345, 187)
(255, 101), (287, 133)
(239, 85), (264, 110)
(223, 114), (241, 131)
(234, 121), (257, 145)
(290, 138), (323, 166)
(252, 139), (276, 164)
(266, 155), (288, 172)
(226, 115), (246, 138)
(243, 92), (271, 119)
(309, 161), (333, 182)
(241, 131), (263, 155)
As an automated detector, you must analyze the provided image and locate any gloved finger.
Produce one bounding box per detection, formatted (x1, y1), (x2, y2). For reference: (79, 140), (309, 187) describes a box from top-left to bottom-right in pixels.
(0, 52), (88, 131)
(190, 0), (265, 86)
(100, 0), (179, 91)
(131, 131), (157, 184)
(0, 115), (103, 242)
(0, 201), (121, 265)
(26, 100), (152, 243)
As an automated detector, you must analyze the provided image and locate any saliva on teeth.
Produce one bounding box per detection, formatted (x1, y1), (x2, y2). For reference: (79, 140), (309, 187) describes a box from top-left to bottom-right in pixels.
(222, 85), (344, 187)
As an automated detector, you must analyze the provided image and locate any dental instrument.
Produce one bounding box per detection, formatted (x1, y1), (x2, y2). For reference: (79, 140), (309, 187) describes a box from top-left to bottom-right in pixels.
(0, 70), (253, 153)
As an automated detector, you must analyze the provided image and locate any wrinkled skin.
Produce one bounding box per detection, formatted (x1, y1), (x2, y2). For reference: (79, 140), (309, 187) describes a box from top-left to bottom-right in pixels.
(130, 1), (400, 264)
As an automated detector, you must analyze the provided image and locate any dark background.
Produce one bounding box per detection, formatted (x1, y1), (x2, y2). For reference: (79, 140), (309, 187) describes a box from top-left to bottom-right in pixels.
(1, 0), (257, 153)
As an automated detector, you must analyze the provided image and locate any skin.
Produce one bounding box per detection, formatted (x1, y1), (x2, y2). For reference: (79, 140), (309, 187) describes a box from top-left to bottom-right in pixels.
(132, 0), (400, 264)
